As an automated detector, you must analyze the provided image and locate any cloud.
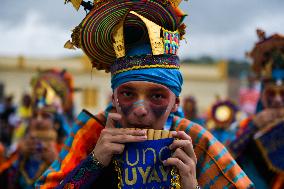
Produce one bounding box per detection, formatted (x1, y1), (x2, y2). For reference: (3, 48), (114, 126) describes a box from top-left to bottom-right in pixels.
(0, 0), (85, 29)
(179, 0), (284, 59)
(0, 11), (83, 58)
(1, 0), (284, 59)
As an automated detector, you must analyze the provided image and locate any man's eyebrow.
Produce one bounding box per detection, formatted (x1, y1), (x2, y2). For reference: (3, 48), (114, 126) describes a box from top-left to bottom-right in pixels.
(148, 87), (168, 92)
(119, 86), (135, 90)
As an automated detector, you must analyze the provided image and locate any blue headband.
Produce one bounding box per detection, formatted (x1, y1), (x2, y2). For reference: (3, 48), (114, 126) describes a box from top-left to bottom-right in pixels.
(272, 69), (284, 80)
(111, 68), (183, 96)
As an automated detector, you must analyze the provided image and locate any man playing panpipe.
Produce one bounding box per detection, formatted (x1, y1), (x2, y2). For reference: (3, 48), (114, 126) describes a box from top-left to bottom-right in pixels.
(35, 0), (254, 188)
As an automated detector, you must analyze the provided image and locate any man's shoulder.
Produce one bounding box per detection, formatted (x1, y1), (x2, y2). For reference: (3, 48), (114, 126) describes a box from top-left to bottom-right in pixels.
(173, 115), (216, 145)
(67, 110), (105, 151)
(72, 109), (106, 131)
(172, 116), (213, 143)
(173, 116), (254, 188)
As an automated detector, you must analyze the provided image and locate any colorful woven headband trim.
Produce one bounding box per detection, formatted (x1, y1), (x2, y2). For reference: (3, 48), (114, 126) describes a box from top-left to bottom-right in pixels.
(110, 55), (180, 75)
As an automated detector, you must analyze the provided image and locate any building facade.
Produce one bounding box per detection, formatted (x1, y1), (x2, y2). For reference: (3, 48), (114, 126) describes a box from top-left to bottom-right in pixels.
(0, 56), (228, 115)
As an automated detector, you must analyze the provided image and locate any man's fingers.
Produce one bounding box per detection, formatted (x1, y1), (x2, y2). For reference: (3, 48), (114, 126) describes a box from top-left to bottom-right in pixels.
(102, 128), (147, 136)
(108, 143), (125, 155)
(172, 148), (194, 166)
(108, 133), (147, 143)
(163, 157), (187, 173)
(169, 139), (197, 164)
(276, 108), (284, 117)
(105, 113), (122, 128)
(170, 132), (197, 164)
(172, 131), (192, 141)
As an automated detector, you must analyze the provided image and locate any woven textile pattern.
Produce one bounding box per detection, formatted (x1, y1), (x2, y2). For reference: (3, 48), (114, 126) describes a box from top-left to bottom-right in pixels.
(35, 110), (254, 189)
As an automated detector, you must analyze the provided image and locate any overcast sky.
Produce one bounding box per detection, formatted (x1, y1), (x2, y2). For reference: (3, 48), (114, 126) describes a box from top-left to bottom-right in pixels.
(1, 0), (284, 60)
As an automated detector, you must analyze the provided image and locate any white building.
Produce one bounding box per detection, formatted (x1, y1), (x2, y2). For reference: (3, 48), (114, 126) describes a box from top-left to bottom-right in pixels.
(0, 56), (228, 115)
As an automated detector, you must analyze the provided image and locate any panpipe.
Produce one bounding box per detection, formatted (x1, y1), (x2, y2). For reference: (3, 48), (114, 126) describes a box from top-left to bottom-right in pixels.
(128, 128), (175, 140)
(113, 129), (181, 189)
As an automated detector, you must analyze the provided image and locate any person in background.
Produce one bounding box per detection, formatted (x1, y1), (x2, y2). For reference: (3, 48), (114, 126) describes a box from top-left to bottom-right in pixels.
(182, 96), (205, 126)
(30, 69), (75, 148)
(11, 94), (33, 149)
(7, 106), (58, 189)
(0, 95), (17, 147)
(1, 68), (75, 188)
(229, 29), (284, 189)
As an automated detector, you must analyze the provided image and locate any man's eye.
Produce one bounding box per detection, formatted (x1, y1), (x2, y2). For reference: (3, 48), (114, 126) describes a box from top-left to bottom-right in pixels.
(122, 92), (133, 97)
(42, 113), (54, 120)
(152, 94), (164, 100)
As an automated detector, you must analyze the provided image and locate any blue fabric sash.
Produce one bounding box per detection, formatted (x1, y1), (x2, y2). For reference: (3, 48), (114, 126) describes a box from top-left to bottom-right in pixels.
(116, 138), (174, 188)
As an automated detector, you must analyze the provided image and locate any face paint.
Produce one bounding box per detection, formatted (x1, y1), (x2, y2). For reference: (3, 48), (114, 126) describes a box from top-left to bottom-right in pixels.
(114, 81), (178, 129)
(133, 100), (145, 107)
(147, 90), (173, 118)
(262, 84), (284, 108)
(150, 104), (168, 118)
(116, 86), (136, 115)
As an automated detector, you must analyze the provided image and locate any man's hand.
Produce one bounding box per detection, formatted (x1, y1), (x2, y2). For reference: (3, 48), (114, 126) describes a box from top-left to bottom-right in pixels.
(41, 143), (58, 164)
(163, 131), (198, 189)
(253, 108), (284, 129)
(18, 138), (34, 156)
(93, 113), (147, 167)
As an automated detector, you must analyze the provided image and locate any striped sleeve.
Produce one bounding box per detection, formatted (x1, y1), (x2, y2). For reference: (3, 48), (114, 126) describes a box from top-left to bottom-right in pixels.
(35, 110), (105, 189)
(173, 116), (255, 189)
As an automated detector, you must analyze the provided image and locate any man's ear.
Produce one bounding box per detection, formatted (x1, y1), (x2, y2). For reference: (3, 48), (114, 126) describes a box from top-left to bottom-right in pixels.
(171, 97), (180, 112)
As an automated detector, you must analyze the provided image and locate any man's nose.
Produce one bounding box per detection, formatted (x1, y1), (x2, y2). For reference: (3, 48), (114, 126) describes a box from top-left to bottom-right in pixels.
(133, 106), (148, 117)
(274, 93), (284, 104)
(36, 114), (43, 122)
(133, 99), (148, 117)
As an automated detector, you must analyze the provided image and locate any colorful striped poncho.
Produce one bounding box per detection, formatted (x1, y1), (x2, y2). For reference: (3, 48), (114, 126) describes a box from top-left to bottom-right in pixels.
(35, 109), (254, 189)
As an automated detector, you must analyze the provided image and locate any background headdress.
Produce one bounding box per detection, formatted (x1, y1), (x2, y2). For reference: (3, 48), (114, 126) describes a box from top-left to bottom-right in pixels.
(208, 99), (239, 129)
(247, 29), (284, 82)
(31, 69), (74, 116)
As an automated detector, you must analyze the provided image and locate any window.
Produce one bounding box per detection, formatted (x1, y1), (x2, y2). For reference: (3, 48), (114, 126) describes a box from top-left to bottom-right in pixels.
(82, 88), (98, 107)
